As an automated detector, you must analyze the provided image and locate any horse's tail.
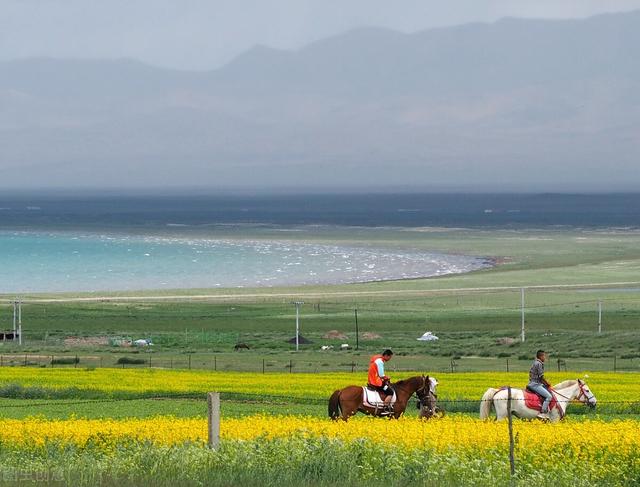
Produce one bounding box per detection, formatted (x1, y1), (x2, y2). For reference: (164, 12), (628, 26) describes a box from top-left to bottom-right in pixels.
(479, 388), (499, 419)
(328, 389), (342, 420)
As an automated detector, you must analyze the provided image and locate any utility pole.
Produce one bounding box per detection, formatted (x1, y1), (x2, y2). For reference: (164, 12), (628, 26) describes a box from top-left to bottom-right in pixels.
(18, 299), (22, 346)
(520, 288), (525, 343)
(12, 299), (22, 345)
(291, 301), (304, 351)
(354, 308), (359, 350)
(598, 300), (602, 334)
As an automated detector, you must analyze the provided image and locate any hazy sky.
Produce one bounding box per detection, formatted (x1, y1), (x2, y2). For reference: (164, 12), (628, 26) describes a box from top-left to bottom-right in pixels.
(3, 0), (640, 70)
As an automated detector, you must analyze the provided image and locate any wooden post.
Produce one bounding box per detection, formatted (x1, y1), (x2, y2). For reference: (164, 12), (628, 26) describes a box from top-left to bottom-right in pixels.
(75, 355), (78, 368)
(189, 354), (192, 370)
(614, 355), (617, 372)
(214, 355), (217, 371)
(507, 386), (515, 476)
(207, 392), (220, 449)
(262, 359), (265, 374)
(506, 359), (509, 373)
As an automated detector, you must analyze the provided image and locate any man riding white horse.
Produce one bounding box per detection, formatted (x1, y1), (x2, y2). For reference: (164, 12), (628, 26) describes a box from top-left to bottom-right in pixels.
(528, 349), (553, 419)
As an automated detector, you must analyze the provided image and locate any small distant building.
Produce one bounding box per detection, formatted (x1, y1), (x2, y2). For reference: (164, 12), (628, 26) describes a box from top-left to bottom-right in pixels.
(417, 331), (439, 341)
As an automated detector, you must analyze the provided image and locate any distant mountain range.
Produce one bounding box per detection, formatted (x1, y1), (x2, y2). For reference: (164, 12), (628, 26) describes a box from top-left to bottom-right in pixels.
(1, 10), (639, 190)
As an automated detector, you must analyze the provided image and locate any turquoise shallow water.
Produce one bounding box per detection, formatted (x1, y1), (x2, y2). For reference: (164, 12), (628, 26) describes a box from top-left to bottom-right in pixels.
(0, 231), (490, 293)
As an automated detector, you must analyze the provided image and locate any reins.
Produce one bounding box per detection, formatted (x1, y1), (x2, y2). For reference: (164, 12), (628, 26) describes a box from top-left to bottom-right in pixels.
(394, 376), (429, 400)
(549, 381), (589, 405)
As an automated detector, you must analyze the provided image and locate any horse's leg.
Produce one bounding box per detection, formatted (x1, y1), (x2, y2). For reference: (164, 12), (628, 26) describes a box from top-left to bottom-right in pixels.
(494, 391), (507, 420)
(391, 400), (407, 418)
(340, 387), (363, 421)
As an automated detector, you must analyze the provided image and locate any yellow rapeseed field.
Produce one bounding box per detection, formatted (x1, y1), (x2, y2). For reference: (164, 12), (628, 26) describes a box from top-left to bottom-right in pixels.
(1, 368), (639, 403)
(1, 415), (638, 458)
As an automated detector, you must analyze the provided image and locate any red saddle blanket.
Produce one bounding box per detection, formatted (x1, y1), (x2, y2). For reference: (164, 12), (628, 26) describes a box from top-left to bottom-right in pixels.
(524, 388), (559, 413)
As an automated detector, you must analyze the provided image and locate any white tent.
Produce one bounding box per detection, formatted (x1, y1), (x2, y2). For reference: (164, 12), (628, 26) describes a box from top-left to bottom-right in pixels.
(417, 331), (439, 341)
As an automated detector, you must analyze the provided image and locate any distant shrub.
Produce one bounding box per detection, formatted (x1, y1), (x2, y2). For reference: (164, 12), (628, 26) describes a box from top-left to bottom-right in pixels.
(51, 357), (80, 365)
(497, 352), (512, 358)
(117, 357), (147, 365)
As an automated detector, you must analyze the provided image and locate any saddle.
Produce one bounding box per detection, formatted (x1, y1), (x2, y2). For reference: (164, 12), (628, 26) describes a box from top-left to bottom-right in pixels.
(523, 386), (562, 416)
(362, 386), (397, 413)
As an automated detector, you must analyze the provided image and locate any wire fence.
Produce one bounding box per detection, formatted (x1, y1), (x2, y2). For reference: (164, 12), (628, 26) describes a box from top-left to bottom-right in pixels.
(0, 352), (638, 374)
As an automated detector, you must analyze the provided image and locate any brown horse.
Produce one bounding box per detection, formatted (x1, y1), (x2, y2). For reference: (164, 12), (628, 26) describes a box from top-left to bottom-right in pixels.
(328, 375), (437, 420)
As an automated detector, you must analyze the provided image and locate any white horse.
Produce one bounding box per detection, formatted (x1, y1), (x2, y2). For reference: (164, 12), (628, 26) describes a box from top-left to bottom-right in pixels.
(479, 379), (596, 422)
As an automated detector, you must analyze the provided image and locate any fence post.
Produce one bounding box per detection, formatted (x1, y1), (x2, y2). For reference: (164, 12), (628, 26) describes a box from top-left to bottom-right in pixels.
(189, 354), (192, 370)
(507, 386), (515, 476)
(614, 355), (617, 372)
(290, 359), (293, 373)
(506, 359), (509, 373)
(75, 355), (78, 368)
(262, 359), (265, 374)
(207, 392), (220, 449)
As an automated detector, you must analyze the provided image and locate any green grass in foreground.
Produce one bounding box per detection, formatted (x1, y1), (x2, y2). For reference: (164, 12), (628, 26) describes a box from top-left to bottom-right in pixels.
(0, 437), (637, 487)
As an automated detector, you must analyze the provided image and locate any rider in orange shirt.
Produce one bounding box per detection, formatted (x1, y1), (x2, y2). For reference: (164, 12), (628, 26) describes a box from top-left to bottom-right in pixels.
(368, 349), (394, 409)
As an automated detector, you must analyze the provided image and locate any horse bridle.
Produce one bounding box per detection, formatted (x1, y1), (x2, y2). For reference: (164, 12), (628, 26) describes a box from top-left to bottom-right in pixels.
(575, 380), (596, 407)
(415, 376), (432, 404)
(553, 379), (594, 407)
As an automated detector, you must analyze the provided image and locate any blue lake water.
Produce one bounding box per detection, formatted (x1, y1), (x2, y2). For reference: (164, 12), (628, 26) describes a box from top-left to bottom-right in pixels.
(1, 192), (636, 293)
(0, 231), (490, 293)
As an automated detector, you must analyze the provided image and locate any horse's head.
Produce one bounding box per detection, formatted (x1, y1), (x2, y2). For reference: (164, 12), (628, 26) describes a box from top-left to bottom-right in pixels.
(577, 379), (597, 409)
(414, 375), (437, 401)
(416, 375), (441, 418)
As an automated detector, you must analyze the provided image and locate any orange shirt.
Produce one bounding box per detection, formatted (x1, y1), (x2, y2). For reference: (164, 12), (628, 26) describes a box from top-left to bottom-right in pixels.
(368, 354), (385, 386)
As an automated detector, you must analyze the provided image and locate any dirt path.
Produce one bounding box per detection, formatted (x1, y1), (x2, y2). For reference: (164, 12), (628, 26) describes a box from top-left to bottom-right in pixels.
(6, 280), (640, 303)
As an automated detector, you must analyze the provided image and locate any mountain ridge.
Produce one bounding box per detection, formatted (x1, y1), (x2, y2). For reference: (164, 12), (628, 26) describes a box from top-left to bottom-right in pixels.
(1, 10), (639, 189)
